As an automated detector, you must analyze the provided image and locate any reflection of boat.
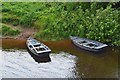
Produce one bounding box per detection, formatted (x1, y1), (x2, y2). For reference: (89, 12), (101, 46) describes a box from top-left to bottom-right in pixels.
(26, 37), (51, 56)
(70, 36), (108, 52)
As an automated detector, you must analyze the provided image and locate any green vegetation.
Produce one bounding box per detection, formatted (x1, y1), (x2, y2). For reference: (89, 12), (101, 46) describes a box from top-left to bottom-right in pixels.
(2, 24), (20, 36)
(2, 2), (120, 46)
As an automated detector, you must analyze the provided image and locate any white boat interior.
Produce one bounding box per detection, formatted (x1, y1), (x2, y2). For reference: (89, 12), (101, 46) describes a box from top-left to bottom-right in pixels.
(27, 38), (51, 54)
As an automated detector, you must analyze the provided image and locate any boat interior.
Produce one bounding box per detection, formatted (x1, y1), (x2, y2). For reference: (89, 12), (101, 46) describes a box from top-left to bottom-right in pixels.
(71, 36), (107, 49)
(28, 39), (50, 52)
(76, 39), (100, 48)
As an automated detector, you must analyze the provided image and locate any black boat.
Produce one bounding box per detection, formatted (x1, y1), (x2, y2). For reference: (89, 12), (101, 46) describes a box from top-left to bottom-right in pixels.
(70, 36), (108, 52)
(26, 37), (51, 56)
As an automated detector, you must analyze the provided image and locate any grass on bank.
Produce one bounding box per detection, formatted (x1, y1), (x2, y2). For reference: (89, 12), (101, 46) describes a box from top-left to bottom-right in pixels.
(2, 24), (20, 36)
(2, 2), (120, 46)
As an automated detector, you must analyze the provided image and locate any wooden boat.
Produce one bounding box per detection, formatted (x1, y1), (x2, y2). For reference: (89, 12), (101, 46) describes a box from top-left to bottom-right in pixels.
(26, 37), (51, 56)
(70, 36), (108, 52)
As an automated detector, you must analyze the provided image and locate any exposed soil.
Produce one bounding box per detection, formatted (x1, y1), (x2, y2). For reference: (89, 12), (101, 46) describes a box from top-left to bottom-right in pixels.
(16, 27), (37, 39)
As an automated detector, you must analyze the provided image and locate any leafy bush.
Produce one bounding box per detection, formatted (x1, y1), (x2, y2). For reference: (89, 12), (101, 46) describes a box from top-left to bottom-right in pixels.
(12, 20), (19, 26)
(2, 2), (120, 46)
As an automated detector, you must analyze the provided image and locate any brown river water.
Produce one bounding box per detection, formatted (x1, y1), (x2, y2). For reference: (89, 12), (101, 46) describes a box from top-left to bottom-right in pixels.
(1, 38), (120, 78)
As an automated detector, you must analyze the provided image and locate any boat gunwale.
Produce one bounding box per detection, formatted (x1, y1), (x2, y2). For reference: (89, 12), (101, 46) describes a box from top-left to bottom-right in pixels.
(26, 37), (51, 55)
(70, 36), (108, 52)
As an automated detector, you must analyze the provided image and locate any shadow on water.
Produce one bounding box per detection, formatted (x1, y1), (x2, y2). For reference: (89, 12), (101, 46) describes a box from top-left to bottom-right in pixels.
(26, 47), (51, 63)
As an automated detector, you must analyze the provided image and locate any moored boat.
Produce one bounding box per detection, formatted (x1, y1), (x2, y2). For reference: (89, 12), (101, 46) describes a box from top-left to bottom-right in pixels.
(26, 37), (51, 56)
(70, 36), (108, 52)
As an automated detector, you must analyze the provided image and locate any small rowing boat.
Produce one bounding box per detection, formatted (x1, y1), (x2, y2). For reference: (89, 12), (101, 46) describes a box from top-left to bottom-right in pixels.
(70, 36), (108, 52)
(26, 37), (51, 56)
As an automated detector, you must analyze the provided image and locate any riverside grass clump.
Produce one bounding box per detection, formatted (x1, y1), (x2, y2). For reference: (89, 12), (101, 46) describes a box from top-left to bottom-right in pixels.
(2, 2), (120, 46)
(2, 24), (20, 36)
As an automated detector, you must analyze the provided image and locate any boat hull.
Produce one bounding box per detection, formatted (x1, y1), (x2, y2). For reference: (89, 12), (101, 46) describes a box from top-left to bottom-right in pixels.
(26, 37), (51, 56)
(72, 41), (106, 52)
(70, 36), (108, 52)
(26, 37), (51, 63)
(26, 46), (51, 63)
(26, 42), (51, 57)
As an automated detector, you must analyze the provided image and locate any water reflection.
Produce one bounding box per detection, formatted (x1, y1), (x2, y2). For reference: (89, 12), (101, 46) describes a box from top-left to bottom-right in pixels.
(2, 50), (77, 78)
(73, 46), (119, 78)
